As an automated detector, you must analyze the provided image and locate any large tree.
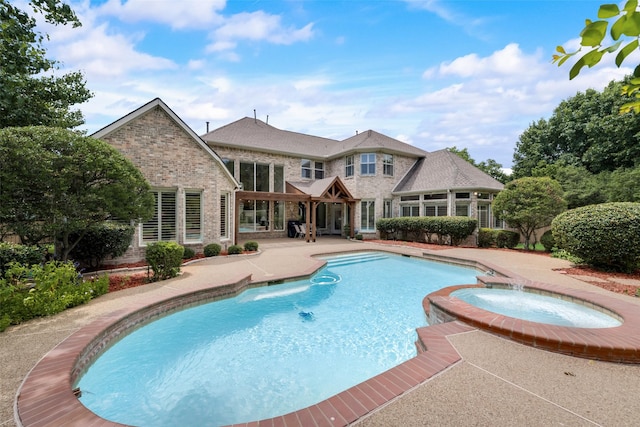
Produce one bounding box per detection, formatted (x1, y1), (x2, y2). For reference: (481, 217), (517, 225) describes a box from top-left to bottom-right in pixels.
(446, 146), (509, 183)
(0, 127), (155, 260)
(492, 177), (567, 250)
(0, 0), (92, 128)
(512, 78), (640, 178)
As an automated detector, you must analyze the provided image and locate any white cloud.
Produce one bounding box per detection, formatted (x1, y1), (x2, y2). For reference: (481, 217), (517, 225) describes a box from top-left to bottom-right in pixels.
(206, 11), (314, 52)
(97, 0), (226, 29)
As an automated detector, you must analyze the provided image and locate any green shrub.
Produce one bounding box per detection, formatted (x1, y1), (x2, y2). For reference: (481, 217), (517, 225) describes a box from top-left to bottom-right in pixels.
(0, 243), (46, 276)
(355, 233), (363, 240)
(477, 228), (495, 248)
(204, 243), (222, 257)
(145, 242), (184, 281)
(227, 245), (243, 255)
(376, 216), (477, 245)
(540, 230), (555, 252)
(0, 261), (108, 331)
(182, 247), (196, 259)
(552, 202), (640, 272)
(68, 222), (135, 269)
(243, 241), (259, 251)
(495, 230), (520, 249)
(551, 249), (584, 264)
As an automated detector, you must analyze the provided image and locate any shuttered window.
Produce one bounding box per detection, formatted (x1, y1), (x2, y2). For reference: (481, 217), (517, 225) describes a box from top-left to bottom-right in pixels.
(143, 191), (176, 243)
(185, 192), (202, 241)
(220, 193), (229, 238)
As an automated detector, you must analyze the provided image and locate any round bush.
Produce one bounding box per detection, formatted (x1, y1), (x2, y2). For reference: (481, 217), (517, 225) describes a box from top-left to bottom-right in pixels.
(145, 241), (184, 281)
(182, 247), (196, 259)
(540, 229), (555, 252)
(552, 202), (640, 272)
(203, 243), (221, 257)
(227, 245), (243, 255)
(495, 230), (520, 249)
(243, 241), (259, 251)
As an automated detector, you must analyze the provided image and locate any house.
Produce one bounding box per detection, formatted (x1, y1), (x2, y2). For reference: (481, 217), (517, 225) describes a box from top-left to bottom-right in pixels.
(94, 98), (504, 263)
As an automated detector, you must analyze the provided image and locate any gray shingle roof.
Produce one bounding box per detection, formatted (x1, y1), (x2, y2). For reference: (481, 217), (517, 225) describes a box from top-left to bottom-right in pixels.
(202, 118), (427, 159)
(393, 149), (504, 193)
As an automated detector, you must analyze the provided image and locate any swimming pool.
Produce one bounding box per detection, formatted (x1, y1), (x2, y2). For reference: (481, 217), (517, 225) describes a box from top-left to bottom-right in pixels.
(75, 252), (478, 426)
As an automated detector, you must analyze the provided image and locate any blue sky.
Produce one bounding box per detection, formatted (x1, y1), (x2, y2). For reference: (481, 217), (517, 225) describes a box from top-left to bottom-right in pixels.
(37, 0), (636, 168)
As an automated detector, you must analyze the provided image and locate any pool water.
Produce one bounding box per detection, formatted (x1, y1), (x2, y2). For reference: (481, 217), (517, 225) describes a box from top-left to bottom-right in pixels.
(450, 287), (621, 328)
(76, 252), (477, 426)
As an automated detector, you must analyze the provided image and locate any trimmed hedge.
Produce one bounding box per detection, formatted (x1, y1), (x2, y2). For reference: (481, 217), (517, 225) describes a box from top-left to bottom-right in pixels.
(552, 202), (640, 272)
(243, 241), (259, 251)
(376, 217), (477, 246)
(68, 222), (135, 269)
(145, 241), (184, 281)
(204, 243), (222, 257)
(227, 245), (243, 255)
(478, 228), (520, 249)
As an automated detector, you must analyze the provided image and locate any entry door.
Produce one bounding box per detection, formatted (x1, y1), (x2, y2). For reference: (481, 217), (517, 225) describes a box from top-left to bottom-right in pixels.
(331, 203), (343, 235)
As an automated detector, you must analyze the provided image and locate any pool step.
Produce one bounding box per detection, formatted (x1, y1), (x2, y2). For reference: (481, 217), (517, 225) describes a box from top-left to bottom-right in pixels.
(325, 252), (389, 268)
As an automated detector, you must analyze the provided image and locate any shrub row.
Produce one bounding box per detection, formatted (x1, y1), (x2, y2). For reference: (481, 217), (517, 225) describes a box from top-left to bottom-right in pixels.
(552, 202), (640, 272)
(376, 217), (477, 246)
(0, 261), (108, 332)
(477, 228), (520, 249)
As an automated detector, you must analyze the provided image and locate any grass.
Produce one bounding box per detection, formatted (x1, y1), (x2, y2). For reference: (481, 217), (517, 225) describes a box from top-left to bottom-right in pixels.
(515, 243), (546, 251)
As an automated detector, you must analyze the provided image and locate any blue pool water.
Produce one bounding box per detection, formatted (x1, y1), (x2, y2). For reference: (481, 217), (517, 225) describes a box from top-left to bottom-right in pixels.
(451, 287), (621, 328)
(76, 252), (477, 426)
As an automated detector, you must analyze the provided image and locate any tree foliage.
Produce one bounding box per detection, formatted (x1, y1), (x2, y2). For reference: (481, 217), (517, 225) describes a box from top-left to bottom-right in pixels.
(552, 0), (640, 113)
(512, 78), (640, 177)
(0, 127), (155, 261)
(0, 0), (92, 128)
(446, 146), (509, 183)
(492, 177), (567, 249)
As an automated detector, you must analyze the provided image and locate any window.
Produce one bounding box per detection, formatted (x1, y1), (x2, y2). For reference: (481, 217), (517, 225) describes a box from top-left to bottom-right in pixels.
(142, 191), (176, 243)
(240, 162), (269, 191)
(301, 159), (312, 179)
(274, 165), (284, 193)
(239, 200), (270, 232)
(424, 193), (447, 200)
(315, 161), (325, 179)
(345, 155), (354, 177)
(478, 204), (490, 228)
(383, 199), (393, 218)
(220, 193), (229, 238)
(361, 153), (375, 175)
(274, 201), (285, 231)
(455, 192), (470, 199)
(400, 195), (419, 201)
(401, 205), (420, 217)
(222, 159), (235, 177)
(360, 200), (375, 231)
(383, 154), (393, 176)
(455, 203), (469, 217)
(424, 205), (447, 217)
(184, 191), (202, 241)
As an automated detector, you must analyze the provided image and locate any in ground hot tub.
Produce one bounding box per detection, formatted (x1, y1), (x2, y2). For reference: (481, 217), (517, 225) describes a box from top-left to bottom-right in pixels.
(450, 286), (621, 328)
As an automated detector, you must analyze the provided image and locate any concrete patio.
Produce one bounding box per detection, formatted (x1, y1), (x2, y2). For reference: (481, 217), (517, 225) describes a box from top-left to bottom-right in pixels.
(2, 238), (640, 426)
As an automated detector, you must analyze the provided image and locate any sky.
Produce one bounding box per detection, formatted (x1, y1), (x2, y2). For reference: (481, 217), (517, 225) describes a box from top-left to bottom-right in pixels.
(33, 0), (639, 168)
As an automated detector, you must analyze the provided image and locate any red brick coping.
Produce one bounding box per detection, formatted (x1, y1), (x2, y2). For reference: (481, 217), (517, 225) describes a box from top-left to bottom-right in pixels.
(426, 277), (640, 363)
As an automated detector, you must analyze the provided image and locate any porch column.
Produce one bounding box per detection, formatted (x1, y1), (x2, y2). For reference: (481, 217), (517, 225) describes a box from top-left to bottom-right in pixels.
(305, 200), (311, 242)
(311, 201), (318, 242)
(349, 201), (355, 239)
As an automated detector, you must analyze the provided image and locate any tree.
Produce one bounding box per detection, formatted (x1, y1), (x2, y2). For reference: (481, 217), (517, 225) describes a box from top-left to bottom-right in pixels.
(492, 177), (567, 249)
(552, 0), (640, 113)
(0, 0), (92, 128)
(512, 78), (640, 177)
(0, 127), (155, 260)
(532, 163), (608, 209)
(446, 146), (509, 183)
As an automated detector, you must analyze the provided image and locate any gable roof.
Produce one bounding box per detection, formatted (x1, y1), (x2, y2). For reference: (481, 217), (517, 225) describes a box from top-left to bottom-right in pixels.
(287, 176), (357, 201)
(202, 118), (427, 159)
(393, 149), (504, 193)
(92, 98), (238, 187)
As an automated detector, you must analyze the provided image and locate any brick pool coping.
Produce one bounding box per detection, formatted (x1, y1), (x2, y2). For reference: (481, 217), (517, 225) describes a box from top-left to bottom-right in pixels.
(14, 251), (640, 426)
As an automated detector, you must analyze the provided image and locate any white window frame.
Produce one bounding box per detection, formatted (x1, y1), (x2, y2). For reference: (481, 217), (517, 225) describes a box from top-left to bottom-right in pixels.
(220, 193), (229, 239)
(360, 153), (376, 176)
(360, 200), (376, 232)
(383, 154), (394, 176)
(141, 190), (177, 245)
(345, 155), (354, 177)
(184, 191), (203, 242)
(301, 159), (312, 179)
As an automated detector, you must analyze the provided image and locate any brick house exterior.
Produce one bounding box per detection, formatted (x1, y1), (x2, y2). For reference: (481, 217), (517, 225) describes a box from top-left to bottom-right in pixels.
(95, 98), (504, 262)
(92, 99), (238, 264)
